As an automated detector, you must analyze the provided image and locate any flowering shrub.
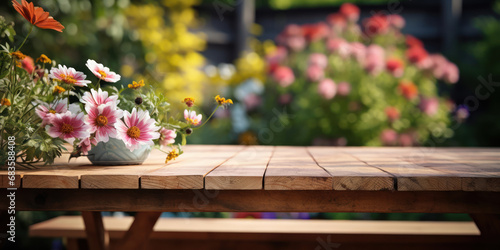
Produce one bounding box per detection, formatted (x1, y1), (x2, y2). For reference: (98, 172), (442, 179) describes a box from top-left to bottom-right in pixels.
(261, 3), (459, 146)
(0, 0), (231, 166)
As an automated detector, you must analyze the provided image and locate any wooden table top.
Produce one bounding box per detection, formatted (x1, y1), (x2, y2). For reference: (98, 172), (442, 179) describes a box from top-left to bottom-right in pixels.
(2, 145), (500, 192)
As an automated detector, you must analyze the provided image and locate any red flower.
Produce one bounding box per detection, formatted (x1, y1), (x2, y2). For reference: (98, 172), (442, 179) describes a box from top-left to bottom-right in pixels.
(21, 56), (34, 74)
(405, 35), (423, 48)
(12, 0), (64, 32)
(339, 3), (360, 22)
(386, 58), (404, 77)
(363, 15), (389, 36)
(398, 81), (418, 100)
(385, 107), (400, 122)
(406, 46), (428, 64)
(272, 66), (295, 88)
(302, 23), (329, 42)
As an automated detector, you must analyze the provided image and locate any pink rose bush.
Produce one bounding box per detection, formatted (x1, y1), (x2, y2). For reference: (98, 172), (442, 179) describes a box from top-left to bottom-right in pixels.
(261, 3), (458, 146)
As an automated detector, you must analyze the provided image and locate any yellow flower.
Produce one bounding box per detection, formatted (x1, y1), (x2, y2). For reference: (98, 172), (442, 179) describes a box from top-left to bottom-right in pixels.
(53, 85), (66, 94)
(182, 97), (195, 107)
(128, 80), (145, 89)
(215, 95), (233, 106)
(165, 149), (179, 163)
(10, 51), (26, 60)
(36, 54), (51, 64)
(0, 98), (11, 106)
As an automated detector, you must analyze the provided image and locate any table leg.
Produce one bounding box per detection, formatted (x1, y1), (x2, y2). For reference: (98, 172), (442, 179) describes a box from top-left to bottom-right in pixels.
(469, 213), (500, 241)
(81, 211), (109, 250)
(112, 212), (162, 250)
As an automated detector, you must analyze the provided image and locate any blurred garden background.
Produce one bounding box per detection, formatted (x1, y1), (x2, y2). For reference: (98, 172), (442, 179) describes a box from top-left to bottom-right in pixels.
(2, 0), (500, 248)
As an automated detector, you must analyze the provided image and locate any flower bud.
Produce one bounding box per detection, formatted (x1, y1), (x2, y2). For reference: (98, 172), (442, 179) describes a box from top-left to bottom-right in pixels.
(135, 97), (143, 105)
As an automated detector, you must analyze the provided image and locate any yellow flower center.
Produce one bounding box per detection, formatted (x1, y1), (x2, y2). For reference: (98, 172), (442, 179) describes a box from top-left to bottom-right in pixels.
(60, 74), (77, 84)
(49, 109), (56, 114)
(127, 126), (141, 139)
(61, 123), (74, 134)
(96, 115), (108, 126)
(53, 86), (66, 94)
(98, 70), (107, 79)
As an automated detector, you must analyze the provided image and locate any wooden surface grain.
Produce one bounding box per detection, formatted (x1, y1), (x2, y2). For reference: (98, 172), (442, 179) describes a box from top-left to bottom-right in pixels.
(1, 146), (499, 192)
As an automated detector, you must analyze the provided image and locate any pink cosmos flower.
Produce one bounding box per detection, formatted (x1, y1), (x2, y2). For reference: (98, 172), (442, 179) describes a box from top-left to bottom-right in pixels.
(86, 103), (123, 143)
(388, 14), (405, 29)
(46, 111), (90, 144)
(306, 65), (324, 82)
(419, 97), (439, 116)
(81, 88), (119, 112)
(114, 108), (160, 152)
(272, 66), (295, 88)
(244, 93), (262, 111)
(184, 110), (202, 126)
(442, 62), (459, 84)
(159, 128), (177, 147)
(364, 45), (385, 75)
(318, 78), (337, 100)
(36, 99), (68, 126)
(308, 53), (328, 69)
(337, 82), (351, 96)
(349, 42), (366, 64)
(78, 137), (97, 154)
(48, 64), (91, 87)
(398, 133), (415, 147)
(380, 129), (397, 146)
(276, 25), (306, 52)
(327, 38), (350, 58)
(85, 59), (121, 82)
(429, 54), (448, 79)
(266, 46), (288, 66)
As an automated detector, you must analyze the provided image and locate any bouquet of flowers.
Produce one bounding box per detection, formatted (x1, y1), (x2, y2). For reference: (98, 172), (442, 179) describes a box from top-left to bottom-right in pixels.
(263, 3), (459, 146)
(1, 0), (231, 166)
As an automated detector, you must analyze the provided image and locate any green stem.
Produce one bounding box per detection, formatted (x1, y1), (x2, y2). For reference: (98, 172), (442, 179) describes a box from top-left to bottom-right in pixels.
(194, 106), (220, 130)
(16, 25), (34, 51)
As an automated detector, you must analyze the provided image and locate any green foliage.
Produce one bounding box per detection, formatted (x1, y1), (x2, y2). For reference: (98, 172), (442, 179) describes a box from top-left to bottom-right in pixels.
(0, 27), (65, 165)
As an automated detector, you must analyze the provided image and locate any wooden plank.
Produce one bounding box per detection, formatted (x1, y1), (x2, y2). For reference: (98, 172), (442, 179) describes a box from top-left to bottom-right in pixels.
(0, 170), (22, 188)
(308, 147), (394, 191)
(8, 189), (500, 213)
(205, 146), (274, 190)
(80, 150), (168, 189)
(141, 145), (245, 189)
(394, 148), (500, 192)
(343, 148), (461, 191)
(264, 147), (332, 190)
(30, 216), (480, 238)
(81, 211), (108, 250)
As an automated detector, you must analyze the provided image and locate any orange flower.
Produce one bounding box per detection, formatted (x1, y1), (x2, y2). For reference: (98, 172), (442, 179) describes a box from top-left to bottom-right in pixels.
(12, 0), (64, 32)
(398, 81), (418, 100)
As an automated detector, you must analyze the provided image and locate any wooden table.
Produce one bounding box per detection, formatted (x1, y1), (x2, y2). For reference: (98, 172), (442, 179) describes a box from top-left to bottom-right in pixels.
(2, 145), (500, 249)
